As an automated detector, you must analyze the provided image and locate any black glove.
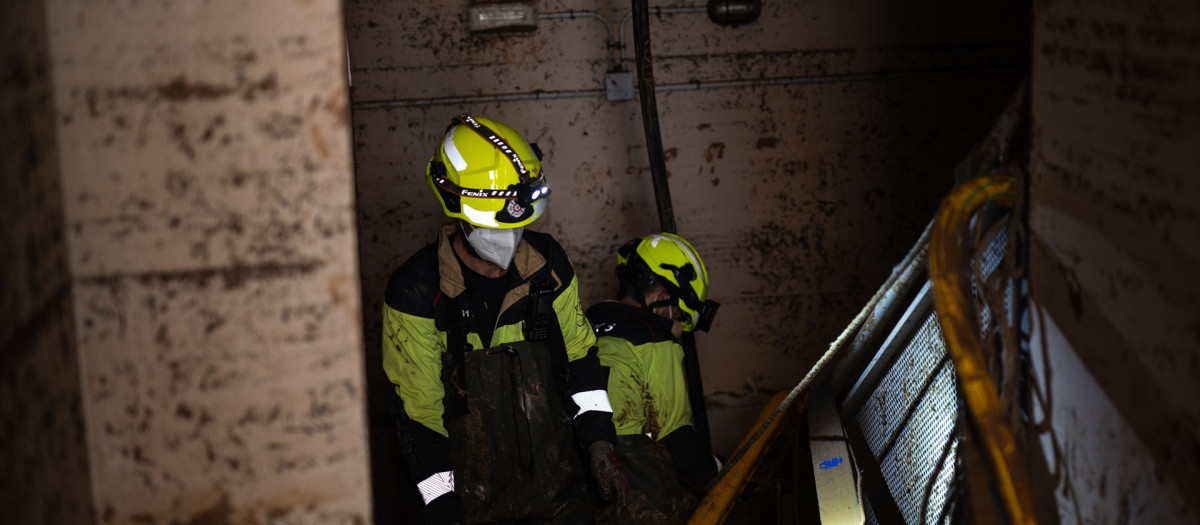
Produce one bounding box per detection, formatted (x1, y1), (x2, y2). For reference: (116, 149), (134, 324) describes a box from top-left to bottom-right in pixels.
(424, 491), (461, 525)
(588, 440), (629, 505)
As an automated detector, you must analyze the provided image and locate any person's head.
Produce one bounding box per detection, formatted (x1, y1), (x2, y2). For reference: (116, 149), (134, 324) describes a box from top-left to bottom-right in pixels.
(615, 232), (719, 333)
(427, 114), (549, 269)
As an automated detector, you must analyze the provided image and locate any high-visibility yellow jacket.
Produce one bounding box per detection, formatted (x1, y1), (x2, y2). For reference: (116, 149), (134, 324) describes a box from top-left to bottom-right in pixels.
(383, 223), (614, 517)
(589, 300), (717, 492)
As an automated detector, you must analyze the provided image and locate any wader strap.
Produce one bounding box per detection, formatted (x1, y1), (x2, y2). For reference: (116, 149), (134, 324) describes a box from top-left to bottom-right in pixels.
(446, 298), (472, 416)
(524, 252), (570, 393)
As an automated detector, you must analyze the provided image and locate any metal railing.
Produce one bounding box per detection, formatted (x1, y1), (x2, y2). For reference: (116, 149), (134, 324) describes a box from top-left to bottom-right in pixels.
(689, 173), (1039, 524)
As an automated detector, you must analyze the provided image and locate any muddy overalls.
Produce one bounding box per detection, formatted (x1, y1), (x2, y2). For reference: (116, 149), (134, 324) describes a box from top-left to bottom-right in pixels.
(588, 300), (718, 524)
(439, 270), (593, 524)
(384, 227), (614, 524)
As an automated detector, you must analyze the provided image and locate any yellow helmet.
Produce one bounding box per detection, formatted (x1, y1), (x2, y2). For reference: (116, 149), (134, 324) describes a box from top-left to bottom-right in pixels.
(617, 232), (720, 332)
(426, 114), (549, 229)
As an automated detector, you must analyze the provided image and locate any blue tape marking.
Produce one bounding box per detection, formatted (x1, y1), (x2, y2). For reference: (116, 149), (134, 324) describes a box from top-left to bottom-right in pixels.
(819, 457), (844, 470)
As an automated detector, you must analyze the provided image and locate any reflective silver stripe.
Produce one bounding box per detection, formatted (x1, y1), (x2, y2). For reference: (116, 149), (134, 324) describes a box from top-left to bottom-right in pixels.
(571, 390), (613, 418)
(416, 471), (455, 505)
(443, 129), (468, 171)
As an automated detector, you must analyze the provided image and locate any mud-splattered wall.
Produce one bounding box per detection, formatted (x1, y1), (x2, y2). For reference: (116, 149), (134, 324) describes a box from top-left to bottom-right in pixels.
(3, 0), (372, 523)
(1028, 0), (1200, 521)
(346, 0), (1027, 518)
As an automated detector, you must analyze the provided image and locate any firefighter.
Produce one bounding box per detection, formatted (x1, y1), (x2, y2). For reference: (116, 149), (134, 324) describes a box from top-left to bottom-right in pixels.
(587, 232), (722, 524)
(383, 114), (627, 524)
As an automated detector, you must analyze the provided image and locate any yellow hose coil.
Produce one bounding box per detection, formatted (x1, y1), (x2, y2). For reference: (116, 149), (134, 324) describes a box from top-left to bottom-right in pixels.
(929, 174), (1037, 525)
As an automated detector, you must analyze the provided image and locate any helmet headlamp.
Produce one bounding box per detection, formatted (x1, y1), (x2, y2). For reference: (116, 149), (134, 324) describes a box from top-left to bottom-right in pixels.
(429, 168), (550, 203)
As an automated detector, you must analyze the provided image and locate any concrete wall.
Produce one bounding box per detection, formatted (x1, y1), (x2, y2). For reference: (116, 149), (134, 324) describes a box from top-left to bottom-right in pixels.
(1028, 0), (1200, 521)
(346, 0), (1026, 519)
(3, 1), (372, 523)
(7, 0), (1193, 523)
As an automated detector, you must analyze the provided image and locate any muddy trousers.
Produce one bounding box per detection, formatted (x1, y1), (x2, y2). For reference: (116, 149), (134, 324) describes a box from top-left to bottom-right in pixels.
(444, 341), (593, 524)
(595, 434), (697, 525)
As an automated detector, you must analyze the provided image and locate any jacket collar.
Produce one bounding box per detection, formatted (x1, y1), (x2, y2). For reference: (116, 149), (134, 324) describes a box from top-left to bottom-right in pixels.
(436, 222), (547, 299)
(587, 300), (679, 342)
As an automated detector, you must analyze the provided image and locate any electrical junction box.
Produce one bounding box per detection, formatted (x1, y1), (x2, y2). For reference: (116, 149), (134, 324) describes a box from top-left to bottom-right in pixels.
(605, 71), (635, 102)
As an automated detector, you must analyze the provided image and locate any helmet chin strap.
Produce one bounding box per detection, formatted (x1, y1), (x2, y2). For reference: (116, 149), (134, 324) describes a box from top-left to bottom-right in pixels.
(645, 298), (676, 311)
(627, 284), (685, 336)
(651, 301), (684, 338)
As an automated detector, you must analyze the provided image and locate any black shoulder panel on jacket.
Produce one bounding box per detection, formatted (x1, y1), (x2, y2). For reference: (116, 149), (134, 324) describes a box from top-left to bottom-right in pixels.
(586, 301), (676, 346)
(521, 230), (576, 285)
(384, 242), (441, 318)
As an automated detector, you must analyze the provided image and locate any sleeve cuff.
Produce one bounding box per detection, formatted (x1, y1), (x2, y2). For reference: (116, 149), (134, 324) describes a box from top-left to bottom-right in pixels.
(570, 389), (614, 418)
(416, 470), (455, 505)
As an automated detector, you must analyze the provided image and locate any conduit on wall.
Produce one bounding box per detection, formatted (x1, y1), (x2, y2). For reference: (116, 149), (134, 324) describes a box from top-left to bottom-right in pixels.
(351, 66), (1021, 109)
(351, 1), (1014, 110)
(536, 11), (618, 71)
(353, 3), (738, 110)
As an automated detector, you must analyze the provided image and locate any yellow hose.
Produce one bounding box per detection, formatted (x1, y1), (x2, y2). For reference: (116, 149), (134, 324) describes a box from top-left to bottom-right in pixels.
(929, 174), (1037, 525)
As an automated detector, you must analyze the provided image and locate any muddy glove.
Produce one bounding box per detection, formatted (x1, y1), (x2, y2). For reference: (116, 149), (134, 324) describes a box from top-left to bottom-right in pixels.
(588, 440), (629, 504)
(424, 491), (461, 525)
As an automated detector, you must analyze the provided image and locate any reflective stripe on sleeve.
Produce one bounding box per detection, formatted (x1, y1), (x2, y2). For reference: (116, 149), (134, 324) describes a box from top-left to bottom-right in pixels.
(571, 390), (613, 418)
(416, 471), (455, 505)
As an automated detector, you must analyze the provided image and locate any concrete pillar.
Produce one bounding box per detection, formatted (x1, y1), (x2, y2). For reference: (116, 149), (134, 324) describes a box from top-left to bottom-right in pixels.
(3, 1), (372, 523)
(1, 0), (94, 522)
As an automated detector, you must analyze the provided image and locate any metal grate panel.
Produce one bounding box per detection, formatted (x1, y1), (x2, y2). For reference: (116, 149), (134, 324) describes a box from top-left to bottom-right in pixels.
(973, 225), (1013, 334)
(852, 310), (959, 524)
(855, 312), (948, 457)
(926, 437), (958, 524)
(877, 363), (957, 524)
(973, 225), (1008, 329)
(979, 225), (1007, 280)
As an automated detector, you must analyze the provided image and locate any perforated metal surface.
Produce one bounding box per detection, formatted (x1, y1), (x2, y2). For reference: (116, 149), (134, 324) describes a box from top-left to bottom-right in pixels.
(980, 225), (1008, 279)
(974, 224), (1010, 331)
(856, 312), (948, 457)
(852, 311), (959, 524)
(926, 437), (958, 524)
(877, 363), (956, 524)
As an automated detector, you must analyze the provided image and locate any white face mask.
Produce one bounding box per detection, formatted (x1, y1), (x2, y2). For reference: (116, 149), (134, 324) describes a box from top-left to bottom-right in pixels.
(465, 226), (523, 269)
